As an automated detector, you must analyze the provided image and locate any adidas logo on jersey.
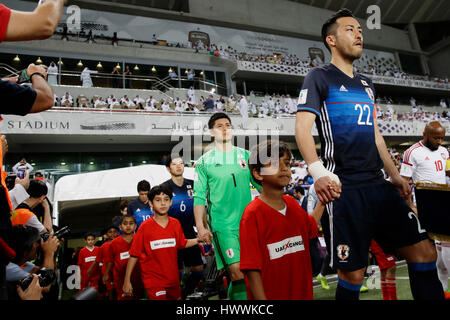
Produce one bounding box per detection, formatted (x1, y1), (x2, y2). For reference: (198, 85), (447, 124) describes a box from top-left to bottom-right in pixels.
(425, 156), (430, 160)
(339, 85), (348, 92)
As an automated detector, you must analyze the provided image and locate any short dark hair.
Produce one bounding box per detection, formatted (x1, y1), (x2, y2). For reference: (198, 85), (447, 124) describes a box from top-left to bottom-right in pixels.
(137, 180), (151, 192)
(84, 232), (96, 240)
(34, 172), (43, 177)
(208, 112), (231, 129)
(148, 184), (173, 202)
(28, 180), (48, 198)
(119, 200), (129, 211)
(294, 185), (305, 195)
(8, 225), (40, 263)
(165, 154), (183, 167)
(120, 214), (136, 225)
(102, 225), (119, 235)
(249, 140), (293, 183)
(321, 8), (355, 52)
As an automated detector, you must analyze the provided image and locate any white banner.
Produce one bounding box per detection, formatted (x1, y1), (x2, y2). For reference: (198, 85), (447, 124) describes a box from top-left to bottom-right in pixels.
(2, 110), (445, 137)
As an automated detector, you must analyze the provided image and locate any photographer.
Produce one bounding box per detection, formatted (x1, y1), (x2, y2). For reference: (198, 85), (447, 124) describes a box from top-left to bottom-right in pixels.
(11, 180), (51, 234)
(0, 0), (66, 301)
(5, 225), (59, 300)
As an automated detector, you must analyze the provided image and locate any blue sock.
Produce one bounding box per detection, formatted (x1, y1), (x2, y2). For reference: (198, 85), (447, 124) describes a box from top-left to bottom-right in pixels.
(407, 262), (444, 300)
(335, 277), (362, 300)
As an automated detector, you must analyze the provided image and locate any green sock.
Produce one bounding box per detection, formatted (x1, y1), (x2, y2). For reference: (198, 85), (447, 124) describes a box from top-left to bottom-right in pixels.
(227, 279), (247, 300)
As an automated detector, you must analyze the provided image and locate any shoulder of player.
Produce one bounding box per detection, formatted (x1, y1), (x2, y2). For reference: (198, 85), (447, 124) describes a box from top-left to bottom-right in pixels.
(195, 149), (215, 165)
(241, 199), (261, 222)
(168, 216), (182, 228)
(110, 236), (121, 246)
(403, 142), (424, 161)
(100, 241), (110, 248)
(233, 146), (249, 156)
(305, 65), (330, 79)
(438, 145), (449, 155)
(161, 179), (172, 187)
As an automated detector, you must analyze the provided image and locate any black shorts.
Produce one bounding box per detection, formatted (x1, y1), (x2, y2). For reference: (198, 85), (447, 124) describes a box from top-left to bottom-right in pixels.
(328, 180), (429, 271)
(177, 245), (205, 270)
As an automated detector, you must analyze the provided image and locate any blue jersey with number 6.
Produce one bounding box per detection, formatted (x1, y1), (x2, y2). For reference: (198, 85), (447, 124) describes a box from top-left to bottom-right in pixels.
(297, 63), (384, 186)
(163, 178), (196, 238)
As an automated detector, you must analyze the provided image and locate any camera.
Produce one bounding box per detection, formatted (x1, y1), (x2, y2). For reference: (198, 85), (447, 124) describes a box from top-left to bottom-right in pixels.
(19, 268), (55, 291)
(41, 226), (70, 242)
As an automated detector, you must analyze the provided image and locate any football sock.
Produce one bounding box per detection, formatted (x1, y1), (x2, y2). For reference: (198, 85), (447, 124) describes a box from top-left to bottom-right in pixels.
(407, 262), (445, 300)
(381, 277), (397, 300)
(227, 279), (247, 300)
(335, 278), (362, 300)
(184, 271), (204, 298)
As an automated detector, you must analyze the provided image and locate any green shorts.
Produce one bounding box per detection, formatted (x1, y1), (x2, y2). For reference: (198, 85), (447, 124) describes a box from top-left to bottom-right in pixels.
(211, 230), (241, 271)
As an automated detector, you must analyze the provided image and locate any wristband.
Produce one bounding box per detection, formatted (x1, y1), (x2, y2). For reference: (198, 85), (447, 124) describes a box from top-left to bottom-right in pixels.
(308, 161), (341, 185)
(30, 72), (46, 80)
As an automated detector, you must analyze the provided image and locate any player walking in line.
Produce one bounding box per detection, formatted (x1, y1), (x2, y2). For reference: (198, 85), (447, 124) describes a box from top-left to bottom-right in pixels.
(104, 215), (143, 300)
(400, 121), (450, 299)
(162, 155), (205, 299)
(295, 8), (444, 300)
(193, 112), (261, 300)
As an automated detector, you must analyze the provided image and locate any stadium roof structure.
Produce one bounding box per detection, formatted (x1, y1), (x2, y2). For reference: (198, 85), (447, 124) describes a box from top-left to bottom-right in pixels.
(53, 164), (195, 236)
(288, 0), (450, 24)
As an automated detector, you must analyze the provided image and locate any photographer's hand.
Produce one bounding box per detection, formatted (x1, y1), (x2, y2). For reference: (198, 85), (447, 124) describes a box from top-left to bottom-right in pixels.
(17, 274), (43, 300)
(27, 63), (48, 80)
(40, 234), (59, 270)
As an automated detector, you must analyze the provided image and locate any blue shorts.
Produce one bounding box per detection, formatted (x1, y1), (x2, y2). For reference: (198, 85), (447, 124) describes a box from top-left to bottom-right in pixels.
(328, 180), (429, 271)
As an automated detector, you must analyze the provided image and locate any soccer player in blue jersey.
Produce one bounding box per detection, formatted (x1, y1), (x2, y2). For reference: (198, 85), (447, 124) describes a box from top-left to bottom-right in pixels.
(163, 155), (205, 299)
(127, 180), (153, 230)
(295, 8), (444, 300)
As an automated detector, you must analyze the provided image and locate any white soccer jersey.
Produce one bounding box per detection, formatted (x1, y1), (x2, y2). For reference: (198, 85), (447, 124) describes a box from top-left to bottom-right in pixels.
(400, 141), (449, 184)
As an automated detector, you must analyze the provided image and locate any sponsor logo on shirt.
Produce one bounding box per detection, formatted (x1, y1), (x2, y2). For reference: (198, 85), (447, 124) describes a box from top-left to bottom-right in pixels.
(156, 290), (166, 297)
(337, 244), (350, 261)
(85, 256), (96, 263)
(150, 238), (176, 250)
(339, 85), (348, 92)
(120, 251), (130, 260)
(441, 153), (446, 160)
(136, 208), (141, 212)
(298, 89), (308, 105)
(425, 156), (430, 161)
(239, 159), (247, 169)
(267, 235), (304, 260)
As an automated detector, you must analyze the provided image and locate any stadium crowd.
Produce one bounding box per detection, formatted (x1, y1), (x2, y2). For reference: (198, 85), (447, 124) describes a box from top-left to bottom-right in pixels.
(2, 3), (450, 303)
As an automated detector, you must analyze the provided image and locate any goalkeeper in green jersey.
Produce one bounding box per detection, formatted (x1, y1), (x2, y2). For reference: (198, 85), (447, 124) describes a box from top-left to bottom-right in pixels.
(193, 112), (261, 300)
